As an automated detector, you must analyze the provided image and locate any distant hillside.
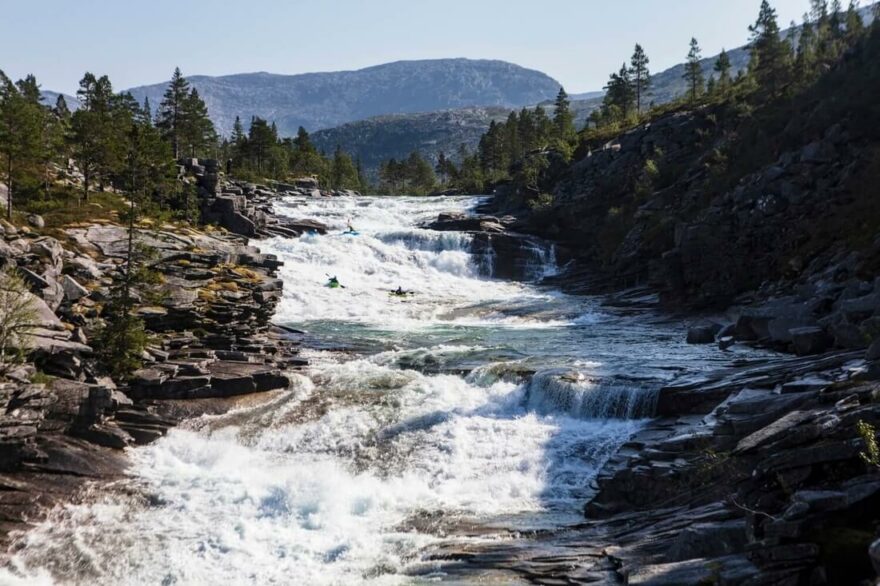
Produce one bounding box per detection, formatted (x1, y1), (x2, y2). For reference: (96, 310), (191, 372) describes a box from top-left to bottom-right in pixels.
(312, 107), (510, 178)
(323, 5), (878, 175)
(124, 59), (562, 137)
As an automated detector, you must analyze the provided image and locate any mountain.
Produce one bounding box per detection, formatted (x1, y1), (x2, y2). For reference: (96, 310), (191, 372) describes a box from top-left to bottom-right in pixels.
(321, 5), (878, 175)
(124, 59), (562, 137)
(312, 107), (510, 178)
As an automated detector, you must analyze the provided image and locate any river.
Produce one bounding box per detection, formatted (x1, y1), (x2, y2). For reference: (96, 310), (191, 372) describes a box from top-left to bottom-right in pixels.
(1, 196), (768, 585)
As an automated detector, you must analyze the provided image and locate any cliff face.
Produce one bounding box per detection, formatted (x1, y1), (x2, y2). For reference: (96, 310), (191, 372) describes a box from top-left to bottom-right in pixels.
(497, 27), (880, 355)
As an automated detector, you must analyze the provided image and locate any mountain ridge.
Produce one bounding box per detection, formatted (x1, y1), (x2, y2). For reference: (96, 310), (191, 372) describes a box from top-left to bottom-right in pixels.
(123, 58), (563, 137)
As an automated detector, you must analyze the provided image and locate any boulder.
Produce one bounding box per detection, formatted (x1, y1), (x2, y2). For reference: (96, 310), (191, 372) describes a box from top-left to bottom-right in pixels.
(687, 322), (722, 344)
(867, 338), (880, 362)
(61, 275), (89, 302)
(26, 214), (45, 229)
(666, 520), (748, 562)
(870, 538), (880, 577)
(790, 326), (831, 356)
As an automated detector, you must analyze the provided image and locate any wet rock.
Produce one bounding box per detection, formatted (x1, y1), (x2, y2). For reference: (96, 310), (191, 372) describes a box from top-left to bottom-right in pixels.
(626, 555), (759, 585)
(71, 423), (132, 449)
(790, 326), (831, 355)
(686, 322), (722, 344)
(666, 519), (748, 562)
(428, 214), (506, 233)
(870, 538), (880, 576)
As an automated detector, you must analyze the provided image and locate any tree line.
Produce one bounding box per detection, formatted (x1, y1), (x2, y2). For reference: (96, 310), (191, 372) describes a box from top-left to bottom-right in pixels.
(0, 66), (217, 219)
(376, 88), (578, 196)
(595, 0), (870, 129)
(435, 0), (877, 203)
(225, 119), (367, 192)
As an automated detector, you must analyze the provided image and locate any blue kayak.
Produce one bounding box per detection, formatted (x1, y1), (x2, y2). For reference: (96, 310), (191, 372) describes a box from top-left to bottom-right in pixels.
(342, 230), (360, 236)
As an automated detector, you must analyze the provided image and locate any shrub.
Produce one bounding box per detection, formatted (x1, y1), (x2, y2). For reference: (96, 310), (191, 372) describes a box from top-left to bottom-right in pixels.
(0, 269), (37, 373)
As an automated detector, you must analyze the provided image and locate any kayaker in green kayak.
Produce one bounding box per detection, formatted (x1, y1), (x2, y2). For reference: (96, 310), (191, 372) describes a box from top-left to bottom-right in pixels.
(326, 276), (343, 288)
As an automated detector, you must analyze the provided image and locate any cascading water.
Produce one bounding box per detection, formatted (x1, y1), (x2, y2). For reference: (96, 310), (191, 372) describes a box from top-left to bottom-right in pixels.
(0, 195), (762, 585)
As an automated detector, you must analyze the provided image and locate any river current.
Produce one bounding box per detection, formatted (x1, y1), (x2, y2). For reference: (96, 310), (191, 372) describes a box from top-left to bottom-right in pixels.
(1, 196), (765, 585)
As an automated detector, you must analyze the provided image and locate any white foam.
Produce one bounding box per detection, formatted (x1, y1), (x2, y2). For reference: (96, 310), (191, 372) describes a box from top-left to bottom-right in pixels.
(1, 197), (640, 585)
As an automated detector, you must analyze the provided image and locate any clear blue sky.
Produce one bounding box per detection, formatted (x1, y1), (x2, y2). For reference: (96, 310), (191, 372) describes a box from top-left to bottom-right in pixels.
(2, 0), (815, 95)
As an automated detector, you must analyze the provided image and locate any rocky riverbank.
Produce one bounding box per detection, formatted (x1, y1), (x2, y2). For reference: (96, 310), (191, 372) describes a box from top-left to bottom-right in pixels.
(422, 332), (880, 584)
(0, 171), (309, 546)
(451, 27), (880, 583)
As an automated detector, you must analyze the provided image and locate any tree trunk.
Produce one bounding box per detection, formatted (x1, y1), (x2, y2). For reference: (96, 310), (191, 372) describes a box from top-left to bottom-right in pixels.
(83, 167), (90, 206)
(6, 155), (12, 220)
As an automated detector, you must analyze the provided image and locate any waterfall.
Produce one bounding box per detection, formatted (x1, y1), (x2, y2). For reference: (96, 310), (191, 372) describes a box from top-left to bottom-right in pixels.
(526, 368), (658, 419)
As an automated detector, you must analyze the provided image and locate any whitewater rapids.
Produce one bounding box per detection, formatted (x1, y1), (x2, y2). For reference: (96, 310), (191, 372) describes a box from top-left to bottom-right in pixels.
(1, 196), (760, 585)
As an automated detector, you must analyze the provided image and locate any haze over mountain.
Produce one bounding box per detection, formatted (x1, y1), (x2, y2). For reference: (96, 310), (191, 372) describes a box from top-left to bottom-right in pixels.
(124, 59), (562, 137)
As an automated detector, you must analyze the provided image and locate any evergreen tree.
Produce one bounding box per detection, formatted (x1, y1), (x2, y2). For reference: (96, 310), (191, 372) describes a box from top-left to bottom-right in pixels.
(517, 108), (536, 153)
(97, 111), (170, 380)
(355, 157), (368, 192)
(811, 0), (829, 22)
(231, 116), (245, 145)
(54, 94), (70, 120)
(552, 87), (576, 148)
(845, 1), (864, 41)
(246, 116), (277, 174)
(156, 67), (190, 159)
(407, 151), (436, 193)
(435, 151), (451, 184)
(504, 111), (521, 163)
(180, 87), (215, 158)
(629, 44), (651, 115)
(602, 63), (635, 122)
(684, 38), (704, 103)
(0, 71), (45, 218)
(714, 49), (733, 93)
(330, 145), (359, 190)
(796, 14), (818, 80)
(748, 1), (792, 97)
(70, 73), (129, 202)
(293, 126), (316, 153)
(829, 0), (844, 39)
(531, 106), (554, 147)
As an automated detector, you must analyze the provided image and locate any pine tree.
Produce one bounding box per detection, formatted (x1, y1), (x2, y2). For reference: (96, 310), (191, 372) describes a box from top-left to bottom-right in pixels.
(0, 72), (43, 218)
(180, 87), (215, 158)
(293, 126), (315, 153)
(811, 0), (829, 22)
(504, 110), (521, 163)
(602, 63), (635, 121)
(141, 97), (152, 126)
(436, 151), (450, 184)
(683, 38), (704, 103)
(231, 116), (245, 145)
(70, 73), (125, 203)
(156, 67), (190, 159)
(97, 111), (170, 380)
(54, 94), (70, 120)
(246, 117), (277, 174)
(829, 0), (844, 38)
(845, 0), (864, 41)
(796, 14), (818, 80)
(629, 44), (651, 115)
(714, 49), (733, 93)
(330, 145), (358, 190)
(552, 87), (576, 148)
(749, 1), (792, 97)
